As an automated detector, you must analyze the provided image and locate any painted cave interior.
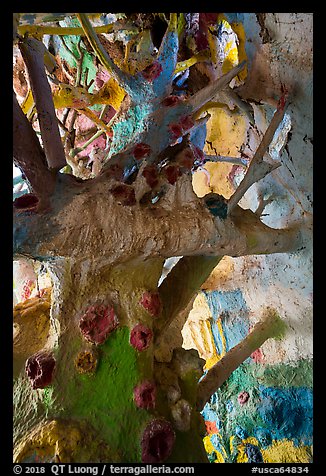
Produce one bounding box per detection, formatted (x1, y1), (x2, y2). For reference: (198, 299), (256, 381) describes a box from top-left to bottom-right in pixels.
(13, 13), (312, 464)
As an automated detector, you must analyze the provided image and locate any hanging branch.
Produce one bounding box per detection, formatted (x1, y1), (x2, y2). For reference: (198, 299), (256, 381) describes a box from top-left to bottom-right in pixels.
(19, 36), (67, 171)
(76, 13), (131, 92)
(196, 307), (287, 411)
(13, 92), (56, 203)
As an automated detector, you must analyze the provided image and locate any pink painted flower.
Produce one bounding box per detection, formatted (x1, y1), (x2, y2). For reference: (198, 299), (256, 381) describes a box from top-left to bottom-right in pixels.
(130, 323), (153, 351)
(25, 351), (56, 389)
(134, 381), (156, 409)
(141, 418), (175, 463)
(250, 348), (264, 363)
(139, 291), (162, 317)
(238, 391), (250, 406)
(133, 143), (151, 160)
(21, 279), (34, 301)
(141, 61), (163, 81)
(79, 304), (119, 345)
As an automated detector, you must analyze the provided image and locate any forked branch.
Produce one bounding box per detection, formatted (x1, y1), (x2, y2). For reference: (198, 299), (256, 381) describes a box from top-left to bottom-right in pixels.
(227, 97), (288, 214)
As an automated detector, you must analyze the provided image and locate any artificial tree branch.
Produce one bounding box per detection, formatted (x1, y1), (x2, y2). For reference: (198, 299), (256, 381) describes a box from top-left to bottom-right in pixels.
(13, 92), (56, 202)
(76, 13), (130, 91)
(13, 171), (304, 263)
(187, 61), (246, 113)
(204, 154), (249, 167)
(227, 98), (288, 214)
(196, 307), (287, 411)
(155, 256), (223, 341)
(19, 36), (67, 171)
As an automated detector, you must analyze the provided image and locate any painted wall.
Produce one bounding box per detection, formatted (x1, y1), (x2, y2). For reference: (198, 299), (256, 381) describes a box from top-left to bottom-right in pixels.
(183, 13), (313, 463)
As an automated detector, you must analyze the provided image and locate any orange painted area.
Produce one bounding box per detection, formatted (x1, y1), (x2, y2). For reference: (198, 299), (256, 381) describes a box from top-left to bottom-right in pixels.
(205, 420), (219, 435)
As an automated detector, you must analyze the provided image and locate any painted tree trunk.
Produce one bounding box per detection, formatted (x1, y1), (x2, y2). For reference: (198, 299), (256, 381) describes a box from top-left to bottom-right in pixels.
(14, 257), (209, 463)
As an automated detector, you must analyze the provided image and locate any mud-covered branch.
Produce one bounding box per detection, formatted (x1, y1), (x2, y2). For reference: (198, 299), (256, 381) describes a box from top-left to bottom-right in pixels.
(19, 36), (66, 171)
(196, 308), (287, 411)
(156, 256), (223, 340)
(13, 171), (303, 265)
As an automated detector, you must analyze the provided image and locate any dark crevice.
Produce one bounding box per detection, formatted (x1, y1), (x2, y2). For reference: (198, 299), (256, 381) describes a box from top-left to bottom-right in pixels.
(256, 13), (273, 44)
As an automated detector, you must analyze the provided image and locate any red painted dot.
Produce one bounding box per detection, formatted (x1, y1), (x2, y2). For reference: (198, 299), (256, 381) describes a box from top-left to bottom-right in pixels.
(180, 115), (195, 131)
(109, 184), (136, 206)
(139, 291), (162, 317)
(162, 95), (183, 107)
(106, 164), (124, 181)
(164, 165), (182, 185)
(133, 143), (151, 160)
(130, 323), (153, 351)
(141, 418), (175, 463)
(141, 61), (163, 81)
(177, 148), (195, 170)
(169, 123), (183, 140)
(79, 304), (119, 345)
(142, 165), (159, 189)
(192, 145), (205, 164)
(25, 351), (56, 390)
(13, 193), (39, 210)
(134, 381), (156, 409)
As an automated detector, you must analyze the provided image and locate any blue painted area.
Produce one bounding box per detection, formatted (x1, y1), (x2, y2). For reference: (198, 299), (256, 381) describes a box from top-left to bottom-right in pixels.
(225, 399), (234, 413)
(257, 386), (313, 446)
(254, 427), (273, 449)
(225, 13), (245, 24)
(154, 30), (179, 97)
(13, 220), (29, 255)
(204, 289), (250, 354)
(210, 433), (224, 452)
(20, 13), (36, 25)
(246, 443), (264, 463)
(235, 426), (248, 439)
(190, 124), (207, 151)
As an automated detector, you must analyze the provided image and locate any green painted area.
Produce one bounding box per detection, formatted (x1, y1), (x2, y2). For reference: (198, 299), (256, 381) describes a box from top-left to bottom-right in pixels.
(203, 358), (313, 458)
(58, 18), (97, 93)
(42, 386), (55, 417)
(268, 310), (288, 340)
(52, 327), (151, 462)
